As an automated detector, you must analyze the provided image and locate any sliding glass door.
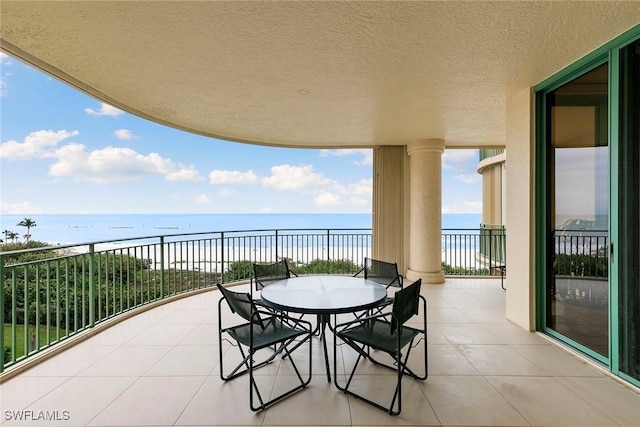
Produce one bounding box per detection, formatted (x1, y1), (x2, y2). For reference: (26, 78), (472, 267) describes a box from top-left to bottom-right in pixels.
(544, 63), (610, 360)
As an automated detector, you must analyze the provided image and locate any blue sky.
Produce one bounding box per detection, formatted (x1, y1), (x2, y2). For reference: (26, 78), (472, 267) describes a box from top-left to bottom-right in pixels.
(0, 52), (481, 215)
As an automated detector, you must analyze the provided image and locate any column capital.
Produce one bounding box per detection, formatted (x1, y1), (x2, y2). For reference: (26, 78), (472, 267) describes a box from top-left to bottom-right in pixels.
(407, 139), (445, 156)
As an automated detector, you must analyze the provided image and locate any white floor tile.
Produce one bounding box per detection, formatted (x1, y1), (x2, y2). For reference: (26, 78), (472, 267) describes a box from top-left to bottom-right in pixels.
(421, 376), (528, 426)
(488, 376), (620, 427)
(4, 376), (137, 427)
(88, 376), (206, 426)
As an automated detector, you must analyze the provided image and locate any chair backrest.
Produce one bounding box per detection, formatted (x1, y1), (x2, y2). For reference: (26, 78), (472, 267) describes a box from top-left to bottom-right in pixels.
(391, 279), (422, 334)
(364, 257), (402, 289)
(252, 260), (291, 291)
(216, 283), (265, 329)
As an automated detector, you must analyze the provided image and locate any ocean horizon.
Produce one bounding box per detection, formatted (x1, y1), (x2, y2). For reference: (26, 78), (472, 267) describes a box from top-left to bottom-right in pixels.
(1, 213), (482, 246)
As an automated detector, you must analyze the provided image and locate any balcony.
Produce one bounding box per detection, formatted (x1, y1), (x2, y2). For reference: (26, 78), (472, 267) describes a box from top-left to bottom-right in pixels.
(1, 229), (639, 425)
(1, 278), (639, 426)
(1, 227), (506, 373)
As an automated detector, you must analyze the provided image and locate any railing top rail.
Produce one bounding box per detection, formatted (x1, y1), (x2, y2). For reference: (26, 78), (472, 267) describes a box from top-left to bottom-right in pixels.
(442, 228), (484, 231)
(0, 227), (373, 257)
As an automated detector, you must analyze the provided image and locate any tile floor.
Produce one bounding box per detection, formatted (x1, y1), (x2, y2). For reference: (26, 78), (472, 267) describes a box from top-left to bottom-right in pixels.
(1, 278), (639, 426)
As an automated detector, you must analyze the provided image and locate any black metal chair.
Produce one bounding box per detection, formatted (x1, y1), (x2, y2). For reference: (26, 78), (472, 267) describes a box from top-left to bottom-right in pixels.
(216, 283), (312, 412)
(333, 279), (427, 416)
(354, 257), (403, 313)
(250, 259), (297, 310)
(499, 264), (506, 290)
(252, 259), (296, 290)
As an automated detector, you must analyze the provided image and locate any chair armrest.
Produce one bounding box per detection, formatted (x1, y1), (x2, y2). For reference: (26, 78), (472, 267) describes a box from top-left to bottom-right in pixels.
(253, 309), (313, 330)
(335, 310), (392, 331)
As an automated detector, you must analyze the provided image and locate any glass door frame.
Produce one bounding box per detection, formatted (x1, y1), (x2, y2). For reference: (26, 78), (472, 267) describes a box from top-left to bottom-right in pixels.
(534, 25), (640, 383)
(535, 55), (610, 366)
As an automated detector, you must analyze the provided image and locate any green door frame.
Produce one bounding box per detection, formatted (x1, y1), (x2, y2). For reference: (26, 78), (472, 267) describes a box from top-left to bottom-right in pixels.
(534, 24), (640, 387)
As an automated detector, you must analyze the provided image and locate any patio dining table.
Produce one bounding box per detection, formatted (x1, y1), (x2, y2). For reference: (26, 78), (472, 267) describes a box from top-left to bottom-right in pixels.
(260, 275), (387, 382)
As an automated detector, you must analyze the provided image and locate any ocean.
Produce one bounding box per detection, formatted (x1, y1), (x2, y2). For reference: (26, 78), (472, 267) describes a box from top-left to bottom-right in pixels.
(0, 213), (482, 246)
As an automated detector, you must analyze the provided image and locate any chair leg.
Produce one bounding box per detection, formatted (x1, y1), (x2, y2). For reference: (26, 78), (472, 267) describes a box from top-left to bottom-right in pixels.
(219, 331), (283, 381)
(334, 337), (404, 415)
(249, 334), (313, 411)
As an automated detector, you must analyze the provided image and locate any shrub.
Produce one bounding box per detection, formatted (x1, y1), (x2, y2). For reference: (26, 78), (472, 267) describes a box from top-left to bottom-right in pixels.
(293, 259), (359, 275)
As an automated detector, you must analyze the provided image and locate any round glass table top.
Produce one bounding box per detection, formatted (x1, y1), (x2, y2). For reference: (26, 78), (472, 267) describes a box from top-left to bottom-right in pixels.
(260, 275), (387, 314)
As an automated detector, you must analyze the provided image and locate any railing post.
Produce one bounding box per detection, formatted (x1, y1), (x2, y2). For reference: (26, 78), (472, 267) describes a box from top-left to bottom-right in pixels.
(275, 229), (279, 260)
(159, 236), (165, 299)
(88, 244), (95, 328)
(220, 232), (225, 284)
(489, 228), (493, 274)
(326, 230), (330, 262)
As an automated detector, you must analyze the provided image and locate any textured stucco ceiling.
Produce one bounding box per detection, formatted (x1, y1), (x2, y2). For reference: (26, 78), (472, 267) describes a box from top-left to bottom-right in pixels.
(1, 1), (639, 148)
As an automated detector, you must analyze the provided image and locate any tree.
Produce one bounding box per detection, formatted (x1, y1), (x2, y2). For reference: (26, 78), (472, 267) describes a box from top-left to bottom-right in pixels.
(7, 231), (19, 243)
(3, 230), (11, 241)
(17, 218), (36, 242)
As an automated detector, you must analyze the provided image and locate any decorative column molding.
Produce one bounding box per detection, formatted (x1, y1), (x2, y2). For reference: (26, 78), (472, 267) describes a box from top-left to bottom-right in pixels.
(406, 139), (445, 284)
(406, 138), (445, 157)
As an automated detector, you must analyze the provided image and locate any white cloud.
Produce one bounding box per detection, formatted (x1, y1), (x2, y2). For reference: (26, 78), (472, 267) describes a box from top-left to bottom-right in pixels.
(0, 53), (12, 96)
(166, 166), (203, 182)
(114, 129), (134, 140)
(443, 149), (477, 163)
(0, 52), (12, 65)
(0, 130), (79, 159)
(315, 190), (343, 206)
(195, 194), (212, 204)
(261, 164), (336, 192)
(319, 148), (372, 165)
(48, 144), (201, 184)
(455, 173), (481, 184)
(262, 164), (371, 208)
(85, 102), (124, 117)
(345, 178), (373, 196)
(209, 170), (258, 184)
(0, 201), (42, 214)
(2, 129), (200, 184)
(205, 163), (371, 209)
(442, 200), (482, 214)
(217, 187), (234, 197)
(443, 149), (477, 169)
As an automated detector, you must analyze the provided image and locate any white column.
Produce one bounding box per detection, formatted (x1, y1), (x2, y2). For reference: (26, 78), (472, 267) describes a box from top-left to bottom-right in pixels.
(406, 139), (445, 284)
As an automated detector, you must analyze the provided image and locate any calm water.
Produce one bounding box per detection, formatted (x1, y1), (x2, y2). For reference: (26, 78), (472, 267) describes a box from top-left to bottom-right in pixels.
(1, 213), (481, 245)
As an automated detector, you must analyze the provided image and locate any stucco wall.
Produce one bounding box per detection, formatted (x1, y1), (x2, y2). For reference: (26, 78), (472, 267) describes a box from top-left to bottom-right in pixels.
(505, 88), (536, 330)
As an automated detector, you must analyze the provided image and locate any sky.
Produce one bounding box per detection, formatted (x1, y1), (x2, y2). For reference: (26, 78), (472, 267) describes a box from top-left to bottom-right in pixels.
(0, 52), (481, 215)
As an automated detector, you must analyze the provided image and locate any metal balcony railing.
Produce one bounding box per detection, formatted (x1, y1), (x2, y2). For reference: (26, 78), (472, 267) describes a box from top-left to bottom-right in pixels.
(0, 228), (371, 372)
(553, 230), (609, 279)
(1, 226), (506, 372)
(441, 226), (506, 275)
(478, 148), (505, 162)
